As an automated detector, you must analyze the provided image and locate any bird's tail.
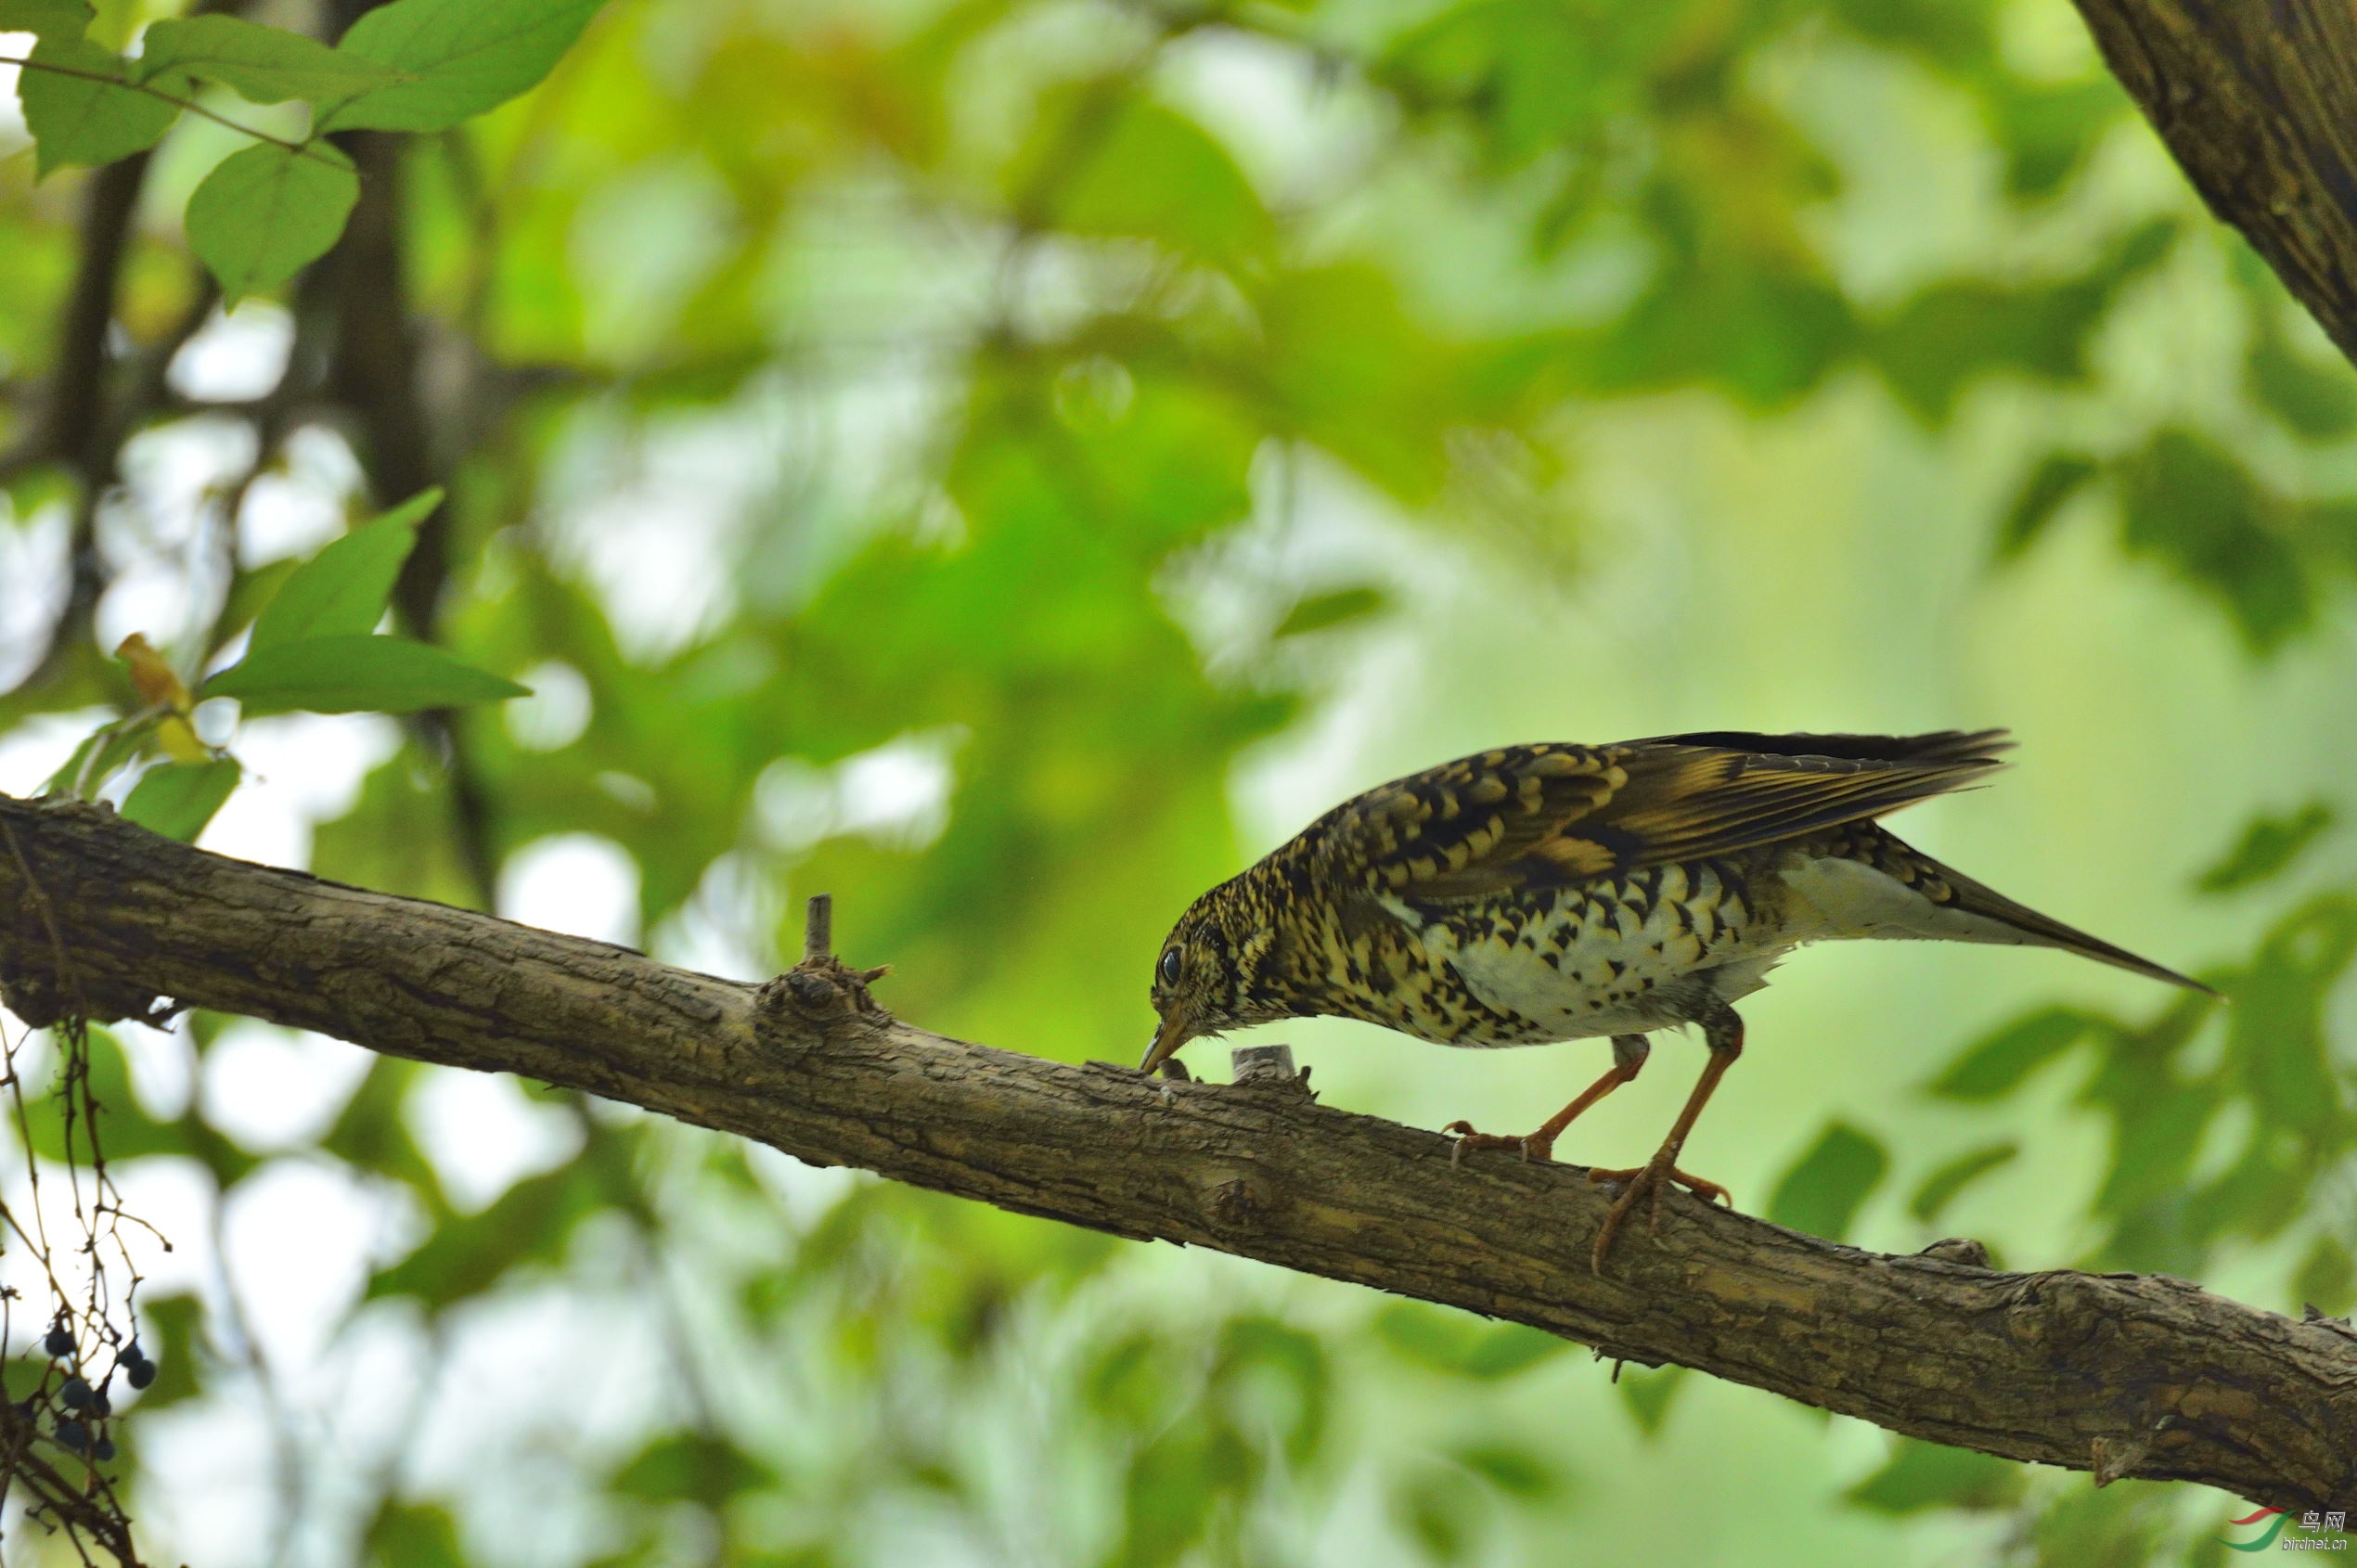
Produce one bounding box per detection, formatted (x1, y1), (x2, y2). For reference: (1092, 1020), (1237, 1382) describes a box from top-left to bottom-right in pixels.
(1883, 837), (2215, 995)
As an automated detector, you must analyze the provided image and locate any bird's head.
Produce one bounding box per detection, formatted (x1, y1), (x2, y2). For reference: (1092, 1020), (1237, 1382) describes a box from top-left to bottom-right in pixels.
(1140, 876), (1290, 1073)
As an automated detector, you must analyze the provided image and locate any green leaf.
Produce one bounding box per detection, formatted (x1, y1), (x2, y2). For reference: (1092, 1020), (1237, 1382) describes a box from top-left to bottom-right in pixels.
(1982, 78), (2124, 199)
(32, 1030), (191, 1167)
(321, 1058), (445, 1205)
(612, 1433), (778, 1508)
(184, 141), (360, 305)
(366, 1143), (633, 1307)
(1766, 1121), (1888, 1242)
(127, 1294), (201, 1410)
(26, 1027), (174, 1163)
(1908, 1140), (2018, 1223)
(1616, 1362), (1688, 1437)
(24, 1027), (258, 1187)
(216, 556), (303, 640)
(2306, 497), (2357, 579)
(1216, 1317), (1329, 1466)
(361, 1502), (467, 1568)
(2224, 895), (2357, 1143)
(1086, 1330), (1176, 1431)
(1874, 222), (2173, 426)
(1995, 452), (2099, 561)
(0, 0), (91, 43)
(206, 635), (528, 715)
(1371, 1302), (1568, 1381)
(2114, 428), (2312, 657)
(1271, 586), (1389, 638)
(1117, 1418), (1250, 1568)
(2294, 1236), (2353, 1317)
(121, 758), (240, 842)
(2248, 321), (2357, 442)
(250, 489), (440, 652)
(1024, 92), (1270, 261)
(1452, 1443), (1559, 1499)
(318, 0), (608, 134)
(41, 714), (151, 798)
(1457, 1322), (1565, 1378)
(1846, 1437), (2028, 1514)
(18, 35), (179, 178)
(1927, 1006), (2099, 1100)
(309, 744), (480, 906)
(134, 16), (408, 105)
(1394, 1462), (1480, 1565)
(1587, 257), (1859, 411)
(2194, 801), (2335, 895)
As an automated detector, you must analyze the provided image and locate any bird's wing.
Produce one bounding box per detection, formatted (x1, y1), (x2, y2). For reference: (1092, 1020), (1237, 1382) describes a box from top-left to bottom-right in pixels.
(1309, 732), (2011, 900)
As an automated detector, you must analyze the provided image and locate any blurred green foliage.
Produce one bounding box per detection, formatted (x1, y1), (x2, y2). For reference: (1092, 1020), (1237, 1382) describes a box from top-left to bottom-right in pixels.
(1765, 1120), (1887, 1242)
(3, 0), (2355, 1562)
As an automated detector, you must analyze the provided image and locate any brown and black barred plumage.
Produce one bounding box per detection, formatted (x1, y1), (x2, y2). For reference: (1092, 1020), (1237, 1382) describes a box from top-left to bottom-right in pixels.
(1143, 730), (2209, 1266)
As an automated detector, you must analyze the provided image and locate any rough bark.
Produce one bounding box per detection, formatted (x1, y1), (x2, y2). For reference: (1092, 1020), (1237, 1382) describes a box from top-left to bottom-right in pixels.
(2073, 0), (2357, 368)
(2, 792), (2352, 1511)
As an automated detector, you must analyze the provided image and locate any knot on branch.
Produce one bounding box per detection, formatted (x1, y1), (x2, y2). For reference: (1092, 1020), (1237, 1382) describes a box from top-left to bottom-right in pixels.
(2002, 1270), (2116, 1351)
(2092, 1417), (2175, 1487)
(2302, 1303), (2357, 1336)
(1228, 1043), (1315, 1099)
(753, 894), (892, 1038)
(1917, 1237), (1993, 1268)
(1204, 1173), (1281, 1230)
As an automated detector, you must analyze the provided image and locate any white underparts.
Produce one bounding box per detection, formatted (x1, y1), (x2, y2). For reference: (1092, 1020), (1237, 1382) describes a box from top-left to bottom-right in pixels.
(1775, 855), (2033, 947)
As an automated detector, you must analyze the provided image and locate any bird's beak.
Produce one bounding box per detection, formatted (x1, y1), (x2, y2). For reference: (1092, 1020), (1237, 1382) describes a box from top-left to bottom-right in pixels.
(1139, 1012), (1190, 1073)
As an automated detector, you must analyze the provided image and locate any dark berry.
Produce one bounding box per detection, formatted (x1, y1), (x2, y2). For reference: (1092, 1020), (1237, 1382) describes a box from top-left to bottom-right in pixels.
(59, 1377), (90, 1410)
(89, 1390), (110, 1418)
(92, 1437), (116, 1462)
(124, 1358), (155, 1391)
(14, 1399), (34, 1419)
(54, 1420), (87, 1451)
(43, 1326), (73, 1358)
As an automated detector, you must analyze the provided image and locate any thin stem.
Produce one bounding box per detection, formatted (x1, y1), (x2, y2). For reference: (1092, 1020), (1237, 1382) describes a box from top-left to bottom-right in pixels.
(0, 56), (348, 165)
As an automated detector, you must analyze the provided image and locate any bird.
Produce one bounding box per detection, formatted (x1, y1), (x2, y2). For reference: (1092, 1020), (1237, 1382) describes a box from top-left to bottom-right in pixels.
(1140, 729), (2211, 1268)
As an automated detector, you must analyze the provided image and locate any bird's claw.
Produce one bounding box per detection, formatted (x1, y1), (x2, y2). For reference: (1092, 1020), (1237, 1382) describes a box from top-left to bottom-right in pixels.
(1587, 1160), (1729, 1271)
(1444, 1120), (1553, 1164)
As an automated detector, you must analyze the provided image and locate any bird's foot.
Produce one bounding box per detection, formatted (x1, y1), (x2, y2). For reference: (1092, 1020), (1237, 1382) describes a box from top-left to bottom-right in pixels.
(1586, 1159), (1731, 1270)
(1443, 1121), (1555, 1165)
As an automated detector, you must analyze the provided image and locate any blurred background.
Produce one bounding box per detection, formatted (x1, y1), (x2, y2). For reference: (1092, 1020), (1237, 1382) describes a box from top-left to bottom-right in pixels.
(4, 0), (2356, 1562)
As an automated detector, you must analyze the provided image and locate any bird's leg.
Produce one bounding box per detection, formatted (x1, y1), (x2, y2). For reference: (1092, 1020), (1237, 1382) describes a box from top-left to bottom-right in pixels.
(1588, 1004), (1742, 1270)
(1447, 1035), (1650, 1164)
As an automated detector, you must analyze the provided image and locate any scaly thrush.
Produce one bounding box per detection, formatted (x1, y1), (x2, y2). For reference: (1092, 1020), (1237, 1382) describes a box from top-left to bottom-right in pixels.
(1141, 730), (2209, 1267)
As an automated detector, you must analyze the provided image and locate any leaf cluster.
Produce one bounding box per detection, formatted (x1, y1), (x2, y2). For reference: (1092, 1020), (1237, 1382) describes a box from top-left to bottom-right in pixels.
(45, 487), (522, 842)
(6, 0), (604, 300)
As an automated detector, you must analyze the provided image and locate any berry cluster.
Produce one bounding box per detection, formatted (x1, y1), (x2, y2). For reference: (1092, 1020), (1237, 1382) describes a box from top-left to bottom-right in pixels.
(19, 1320), (159, 1467)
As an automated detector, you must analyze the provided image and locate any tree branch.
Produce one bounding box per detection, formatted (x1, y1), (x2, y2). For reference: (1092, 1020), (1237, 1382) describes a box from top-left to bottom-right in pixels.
(1, 791), (2351, 1511)
(2072, 0), (2357, 367)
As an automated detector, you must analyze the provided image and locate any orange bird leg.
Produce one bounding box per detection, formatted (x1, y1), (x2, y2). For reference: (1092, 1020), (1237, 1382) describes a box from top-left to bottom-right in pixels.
(1589, 1004), (1743, 1270)
(1447, 1034), (1650, 1164)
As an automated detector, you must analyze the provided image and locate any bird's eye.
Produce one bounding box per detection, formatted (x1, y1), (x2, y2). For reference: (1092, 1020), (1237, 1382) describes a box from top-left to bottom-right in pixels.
(1158, 948), (1182, 987)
